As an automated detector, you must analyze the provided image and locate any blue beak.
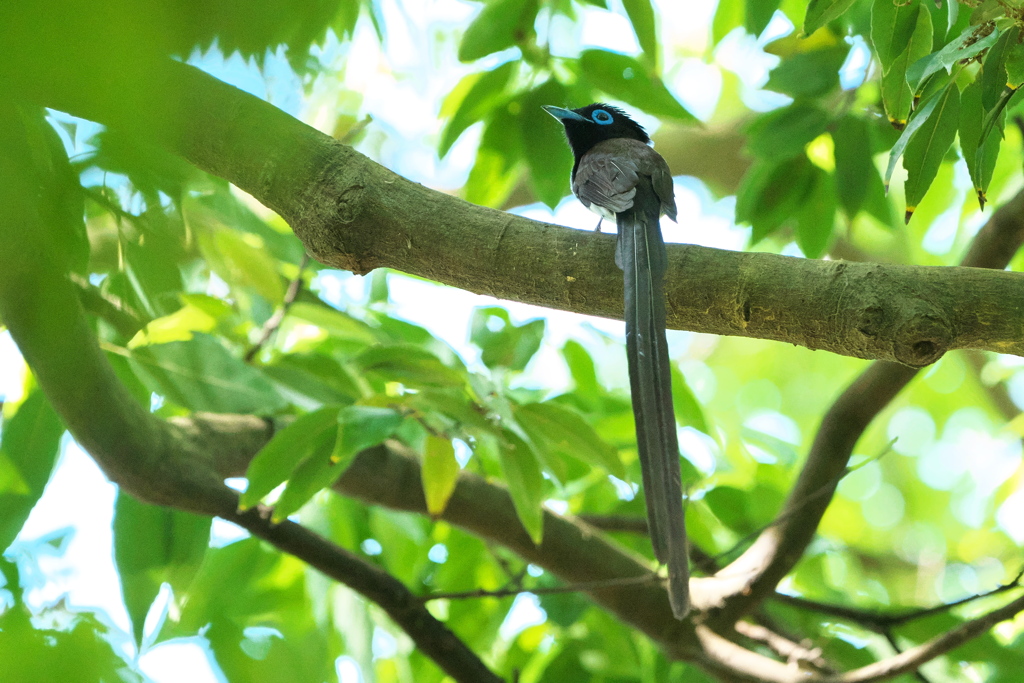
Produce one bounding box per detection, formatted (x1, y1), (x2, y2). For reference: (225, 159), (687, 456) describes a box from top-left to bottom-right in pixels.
(542, 105), (586, 122)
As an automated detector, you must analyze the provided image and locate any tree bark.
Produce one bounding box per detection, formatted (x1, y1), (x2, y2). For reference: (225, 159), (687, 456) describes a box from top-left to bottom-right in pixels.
(7, 57), (1024, 367)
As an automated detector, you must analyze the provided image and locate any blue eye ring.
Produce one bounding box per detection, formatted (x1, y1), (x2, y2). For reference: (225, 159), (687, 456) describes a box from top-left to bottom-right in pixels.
(592, 109), (613, 125)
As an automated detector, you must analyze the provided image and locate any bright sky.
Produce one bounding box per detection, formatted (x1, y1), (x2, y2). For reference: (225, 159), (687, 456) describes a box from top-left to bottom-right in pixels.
(5, 1), (1019, 681)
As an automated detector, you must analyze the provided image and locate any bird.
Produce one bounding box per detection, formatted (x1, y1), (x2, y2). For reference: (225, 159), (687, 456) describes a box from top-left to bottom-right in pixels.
(543, 103), (689, 619)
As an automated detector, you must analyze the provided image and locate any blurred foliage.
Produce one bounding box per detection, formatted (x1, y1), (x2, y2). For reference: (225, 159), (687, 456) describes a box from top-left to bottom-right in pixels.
(4, 0), (1024, 681)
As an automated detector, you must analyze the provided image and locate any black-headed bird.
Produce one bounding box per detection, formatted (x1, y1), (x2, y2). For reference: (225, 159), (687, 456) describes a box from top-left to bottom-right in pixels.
(543, 103), (689, 619)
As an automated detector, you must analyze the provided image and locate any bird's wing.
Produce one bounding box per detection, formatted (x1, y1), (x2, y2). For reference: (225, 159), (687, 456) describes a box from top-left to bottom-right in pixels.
(574, 139), (677, 220)
(650, 163), (677, 222)
(572, 144), (640, 215)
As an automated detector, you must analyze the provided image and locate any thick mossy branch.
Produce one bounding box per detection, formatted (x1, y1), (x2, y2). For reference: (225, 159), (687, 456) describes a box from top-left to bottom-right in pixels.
(11, 58), (1024, 366)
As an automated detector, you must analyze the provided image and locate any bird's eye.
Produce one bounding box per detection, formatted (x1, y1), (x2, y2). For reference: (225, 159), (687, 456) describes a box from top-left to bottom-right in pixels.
(592, 109), (613, 125)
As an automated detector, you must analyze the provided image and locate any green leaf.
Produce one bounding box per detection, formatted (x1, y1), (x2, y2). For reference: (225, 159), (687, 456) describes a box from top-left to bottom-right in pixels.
(287, 301), (377, 344)
(515, 401), (625, 478)
(409, 388), (494, 433)
(704, 485), (753, 532)
(880, 63), (914, 129)
(742, 426), (798, 465)
(91, 129), (195, 202)
(0, 391), (63, 551)
(519, 80), (575, 208)
(190, 188), (306, 265)
(982, 27), (1015, 109)
(795, 167), (836, 258)
(240, 406), (341, 508)
(764, 45), (850, 98)
(128, 298), (228, 348)
(745, 103), (831, 160)
(422, 435), (460, 515)
(958, 77), (1003, 210)
(126, 333), (287, 413)
(735, 156), (817, 243)
(746, 0), (781, 37)
(469, 306), (545, 371)
(458, 0), (539, 62)
(356, 344), (467, 388)
(330, 405), (404, 469)
(713, 0), (745, 44)
(832, 116), (873, 219)
(271, 425), (339, 523)
(113, 493), (211, 644)
(669, 366), (710, 435)
(17, 104), (88, 276)
(578, 49), (695, 122)
(906, 24), (998, 94)
(803, 0), (857, 35)
(562, 340), (600, 397)
(479, 430), (544, 544)
(870, 0), (920, 72)
(903, 82), (960, 219)
(1006, 30), (1024, 88)
(465, 102), (524, 207)
(334, 0), (361, 38)
(123, 239), (185, 318)
(0, 598), (145, 683)
(884, 86), (944, 187)
(880, 5), (933, 128)
(171, 538), (333, 682)
(263, 353), (362, 407)
(621, 0), (659, 67)
(439, 61), (516, 157)
(194, 221), (285, 304)
(862, 160), (897, 227)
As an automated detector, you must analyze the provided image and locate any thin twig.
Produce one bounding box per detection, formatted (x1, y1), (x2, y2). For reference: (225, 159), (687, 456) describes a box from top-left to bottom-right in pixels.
(711, 441), (896, 564)
(883, 630), (932, 683)
(70, 273), (145, 338)
(774, 562), (1024, 631)
(418, 573), (662, 603)
(244, 253), (310, 362)
(734, 620), (831, 673)
(752, 611), (838, 673)
(339, 115), (373, 145)
(698, 590), (1024, 683)
(228, 505), (505, 683)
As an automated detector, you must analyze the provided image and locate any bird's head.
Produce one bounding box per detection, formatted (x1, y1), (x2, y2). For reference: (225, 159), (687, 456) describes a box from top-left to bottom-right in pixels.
(542, 103), (650, 159)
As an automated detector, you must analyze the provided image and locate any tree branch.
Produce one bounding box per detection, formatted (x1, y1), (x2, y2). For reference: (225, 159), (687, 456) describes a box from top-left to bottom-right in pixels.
(707, 188), (1024, 626)
(227, 505), (505, 683)
(696, 591), (1024, 683)
(244, 252), (310, 362)
(880, 631), (932, 683)
(0, 106), (503, 683)
(12, 57), (1024, 366)
(773, 562), (1024, 631)
(7, 28), (1024, 680)
(824, 592), (1024, 683)
(733, 620), (831, 673)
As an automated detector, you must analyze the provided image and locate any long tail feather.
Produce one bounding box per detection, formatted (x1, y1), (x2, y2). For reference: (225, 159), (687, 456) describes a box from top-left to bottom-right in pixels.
(616, 180), (689, 619)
